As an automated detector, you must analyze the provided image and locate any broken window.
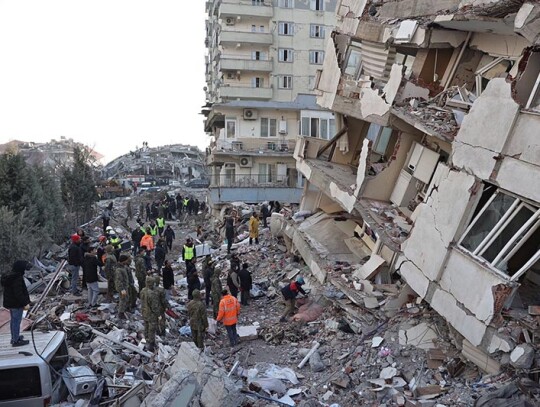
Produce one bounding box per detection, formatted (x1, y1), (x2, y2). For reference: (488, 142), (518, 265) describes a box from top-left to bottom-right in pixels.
(225, 118), (236, 138)
(344, 44), (362, 78)
(366, 124), (393, 156)
(460, 187), (540, 279)
(394, 51), (415, 80)
(474, 55), (514, 97)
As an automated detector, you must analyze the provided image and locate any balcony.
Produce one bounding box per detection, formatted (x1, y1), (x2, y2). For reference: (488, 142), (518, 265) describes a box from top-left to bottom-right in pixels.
(219, 2), (273, 19)
(219, 30), (273, 46)
(219, 85), (273, 100)
(208, 173), (303, 204)
(220, 57), (273, 72)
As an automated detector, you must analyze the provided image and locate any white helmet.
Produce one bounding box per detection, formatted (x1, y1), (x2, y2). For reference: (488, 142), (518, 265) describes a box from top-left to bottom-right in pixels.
(106, 226), (114, 232)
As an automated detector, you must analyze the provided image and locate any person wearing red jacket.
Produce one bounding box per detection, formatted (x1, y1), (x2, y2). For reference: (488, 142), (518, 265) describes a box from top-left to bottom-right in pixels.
(217, 288), (241, 346)
(280, 277), (307, 322)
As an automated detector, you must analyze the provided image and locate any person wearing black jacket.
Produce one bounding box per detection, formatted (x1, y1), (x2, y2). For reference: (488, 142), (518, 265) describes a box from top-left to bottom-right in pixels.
(163, 225), (175, 251)
(131, 226), (144, 258)
(68, 234), (84, 295)
(83, 246), (100, 307)
(155, 239), (166, 272)
(162, 259), (174, 300)
(238, 263), (253, 306)
(202, 255), (214, 306)
(1, 260), (31, 346)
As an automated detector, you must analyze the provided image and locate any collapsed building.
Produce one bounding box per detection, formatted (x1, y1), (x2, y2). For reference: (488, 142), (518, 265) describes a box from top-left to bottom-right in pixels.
(101, 144), (206, 184)
(272, 0), (540, 372)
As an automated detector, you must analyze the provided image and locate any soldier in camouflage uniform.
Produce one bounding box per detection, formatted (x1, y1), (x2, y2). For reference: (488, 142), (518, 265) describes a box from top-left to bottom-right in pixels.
(127, 260), (138, 311)
(104, 245), (117, 302)
(153, 275), (169, 336)
(140, 275), (155, 347)
(135, 247), (147, 294)
(141, 276), (160, 352)
(210, 267), (223, 319)
(187, 289), (208, 349)
(115, 255), (131, 319)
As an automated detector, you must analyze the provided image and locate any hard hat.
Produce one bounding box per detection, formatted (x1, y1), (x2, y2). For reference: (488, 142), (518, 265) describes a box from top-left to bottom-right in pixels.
(71, 234), (81, 243)
(296, 277), (305, 285)
(98, 235), (107, 243)
(106, 226), (114, 232)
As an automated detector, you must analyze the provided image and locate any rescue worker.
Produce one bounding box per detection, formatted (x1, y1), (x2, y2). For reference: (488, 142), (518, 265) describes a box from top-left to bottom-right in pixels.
(182, 238), (196, 266)
(141, 276), (159, 351)
(140, 228), (155, 251)
(223, 215), (235, 254)
(135, 246), (147, 294)
(155, 239), (166, 272)
(115, 255), (132, 319)
(217, 288), (241, 347)
(210, 267), (223, 318)
(103, 245), (117, 302)
(261, 202), (270, 228)
(162, 259), (174, 300)
(131, 225), (144, 258)
(107, 229), (122, 260)
(280, 277), (307, 322)
(156, 215), (165, 237)
(202, 255), (214, 307)
(249, 212), (260, 245)
(187, 289), (208, 349)
(149, 221), (158, 241)
(187, 262), (201, 300)
(153, 275), (169, 336)
(238, 263), (253, 306)
(227, 267), (241, 299)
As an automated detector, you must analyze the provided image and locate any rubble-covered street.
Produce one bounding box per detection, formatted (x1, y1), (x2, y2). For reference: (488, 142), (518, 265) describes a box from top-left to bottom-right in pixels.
(3, 190), (539, 407)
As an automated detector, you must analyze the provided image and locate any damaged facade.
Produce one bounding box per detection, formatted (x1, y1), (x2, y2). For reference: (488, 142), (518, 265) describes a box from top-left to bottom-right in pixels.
(203, 0), (337, 213)
(279, 0), (540, 366)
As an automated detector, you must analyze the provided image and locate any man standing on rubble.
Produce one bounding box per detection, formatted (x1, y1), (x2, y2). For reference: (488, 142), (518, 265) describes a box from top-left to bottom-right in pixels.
(103, 245), (117, 302)
(227, 267), (241, 299)
(131, 224), (144, 258)
(135, 246), (147, 294)
(102, 202), (113, 234)
(153, 275), (169, 336)
(238, 263), (253, 306)
(223, 214), (236, 254)
(217, 288), (241, 347)
(261, 202), (270, 228)
(249, 212), (260, 245)
(163, 225), (175, 251)
(140, 228), (154, 251)
(280, 277), (307, 322)
(83, 245), (100, 307)
(68, 233), (84, 296)
(202, 255), (214, 307)
(1, 260), (31, 347)
(162, 259), (174, 300)
(140, 276), (158, 351)
(115, 254), (131, 319)
(182, 237), (196, 267)
(187, 289), (208, 350)
(186, 262), (201, 300)
(210, 267), (223, 318)
(156, 214), (165, 237)
(155, 239), (166, 272)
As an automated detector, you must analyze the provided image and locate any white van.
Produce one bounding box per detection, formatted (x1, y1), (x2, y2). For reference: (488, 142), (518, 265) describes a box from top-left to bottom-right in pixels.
(0, 331), (69, 406)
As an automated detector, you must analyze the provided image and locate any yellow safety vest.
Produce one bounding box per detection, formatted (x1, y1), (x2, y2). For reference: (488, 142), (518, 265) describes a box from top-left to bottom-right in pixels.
(149, 225), (158, 236)
(109, 237), (121, 248)
(183, 199), (189, 206)
(183, 245), (194, 260)
(156, 218), (165, 228)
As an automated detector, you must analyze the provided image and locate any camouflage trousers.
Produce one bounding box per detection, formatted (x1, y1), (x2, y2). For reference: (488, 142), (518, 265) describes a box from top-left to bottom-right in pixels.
(191, 328), (205, 349)
(211, 293), (221, 319)
(144, 317), (158, 346)
(137, 275), (146, 294)
(106, 273), (115, 301)
(129, 285), (138, 310)
(118, 292), (129, 313)
(159, 314), (166, 335)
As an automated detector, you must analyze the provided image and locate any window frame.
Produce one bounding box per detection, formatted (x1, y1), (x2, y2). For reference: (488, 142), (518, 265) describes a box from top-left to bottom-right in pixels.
(309, 50), (324, 65)
(310, 0), (324, 11)
(251, 77), (264, 88)
(225, 118), (237, 139)
(278, 22), (294, 36)
(458, 189), (540, 280)
(300, 116), (335, 139)
(278, 0), (294, 8)
(278, 75), (293, 89)
(310, 24), (325, 38)
(260, 117), (277, 137)
(278, 48), (294, 63)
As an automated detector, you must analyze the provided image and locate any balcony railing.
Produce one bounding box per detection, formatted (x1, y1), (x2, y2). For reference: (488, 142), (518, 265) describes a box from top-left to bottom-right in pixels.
(219, 2), (273, 18)
(220, 57), (273, 72)
(214, 138), (296, 153)
(212, 174), (295, 188)
(219, 30), (273, 46)
(219, 85), (273, 100)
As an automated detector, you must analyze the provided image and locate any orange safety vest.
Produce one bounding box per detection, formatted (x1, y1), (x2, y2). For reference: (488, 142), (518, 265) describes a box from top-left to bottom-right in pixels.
(140, 234), (155, 251)
(217, 295), (240, 326)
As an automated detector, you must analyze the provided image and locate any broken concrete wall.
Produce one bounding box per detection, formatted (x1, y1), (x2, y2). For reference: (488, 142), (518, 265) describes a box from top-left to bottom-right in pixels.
(316, 36), (341, 111)
(378, 0), (461, 19)
(452, 78), (520, 180)
(338, 0), (367, 35)
(470, 32), (529, 58)
(515, 2), (540, 45)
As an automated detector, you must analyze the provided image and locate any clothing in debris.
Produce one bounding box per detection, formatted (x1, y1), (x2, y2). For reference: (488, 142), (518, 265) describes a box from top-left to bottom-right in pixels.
(1, 260), (31, 346)
(238, 264), (253, 306)
(187, 289), (208, 349)
(217, 292), (241, 346)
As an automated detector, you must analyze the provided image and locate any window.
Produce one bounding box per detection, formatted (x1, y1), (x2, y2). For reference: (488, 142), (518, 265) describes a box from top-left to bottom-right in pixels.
(0, 367), (42, 400)
(251, 24), (257, 32)
(310, 24), (325, 38)
(260, 118), (277, 137)
(252, 77), (264, 88)
(310, 0), (324, 11)
(344, 47), (362, 77)
(278, 22), (294, 36)
(278, 48), (293, 62)
(395, 52), (415, 79)
(252, 0), (264, 4)
(252, 51), (266, 60)
(225, 118), (236, 138)
(300, 116), (335, 139)
(279, 0), (294, 8)
(309, 50), (324, 65)
(366, 124), (393, 155)
(459, 187), (540, 278)
(259, 25), (265, 32)
(278, 75), (292, 89)
(258, 163), (276, 183)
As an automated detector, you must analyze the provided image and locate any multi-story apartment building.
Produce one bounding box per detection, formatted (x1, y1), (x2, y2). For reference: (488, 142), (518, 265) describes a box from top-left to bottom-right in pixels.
(203, 0), (337, 213)
(274, 0), (540, 370)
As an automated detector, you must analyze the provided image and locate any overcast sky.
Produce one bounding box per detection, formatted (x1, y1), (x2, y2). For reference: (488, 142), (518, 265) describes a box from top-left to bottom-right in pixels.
(0, 0), (208, 163)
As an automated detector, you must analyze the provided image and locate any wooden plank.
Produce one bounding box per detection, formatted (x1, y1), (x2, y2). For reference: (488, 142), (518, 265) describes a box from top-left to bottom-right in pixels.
(316, 126), (348, 158)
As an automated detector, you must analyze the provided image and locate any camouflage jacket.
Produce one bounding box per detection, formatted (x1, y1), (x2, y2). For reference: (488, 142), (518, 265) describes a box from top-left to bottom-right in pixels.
(155, 286), (168, 314)
(187, 299), (208, 330)
(135, 255), (146, 281)
(114, 265), (130, 292)
(104, 255), (117, 279)
(143, 289), (161, 320)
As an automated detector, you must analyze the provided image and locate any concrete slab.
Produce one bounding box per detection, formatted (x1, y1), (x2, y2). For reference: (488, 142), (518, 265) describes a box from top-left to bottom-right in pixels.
(237, 325), (258, 341)
(398, 323), (438, 350)
(353, 254), (385, 280)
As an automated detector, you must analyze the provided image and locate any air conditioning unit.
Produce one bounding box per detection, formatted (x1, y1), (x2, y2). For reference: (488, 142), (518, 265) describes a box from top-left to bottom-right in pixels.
(243, 109), (258, 120)
(225, 17), (236, 26)
(278, 120), (287, 134)
(239, 156), (252, 167)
